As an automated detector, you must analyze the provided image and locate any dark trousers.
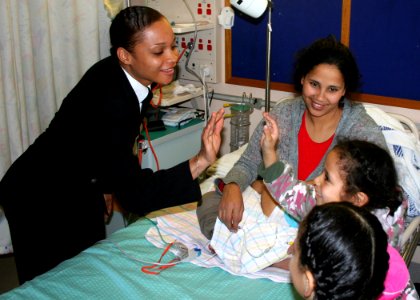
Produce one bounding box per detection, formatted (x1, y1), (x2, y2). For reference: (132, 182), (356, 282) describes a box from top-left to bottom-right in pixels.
(196, 191), (222, 240)
(1, 178), (105, 284)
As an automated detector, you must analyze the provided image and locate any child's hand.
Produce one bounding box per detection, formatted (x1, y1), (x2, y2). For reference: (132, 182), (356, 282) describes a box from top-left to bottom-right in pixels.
(260, 112), (279, 150)
(251, 179), (265, 194)
(260, 112), (279, 167)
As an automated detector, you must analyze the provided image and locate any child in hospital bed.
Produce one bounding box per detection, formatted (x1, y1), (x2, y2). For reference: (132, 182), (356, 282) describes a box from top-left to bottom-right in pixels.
(255, 113), (406, 249)
(210, 113), (416, 298)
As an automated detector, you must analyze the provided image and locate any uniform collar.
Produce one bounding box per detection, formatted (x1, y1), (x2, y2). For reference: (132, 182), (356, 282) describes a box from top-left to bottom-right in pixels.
(121, 67), (151, 103)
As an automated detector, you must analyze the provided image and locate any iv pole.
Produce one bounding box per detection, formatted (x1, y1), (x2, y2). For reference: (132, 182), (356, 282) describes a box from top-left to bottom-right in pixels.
(264, 1), (272, 112)
(230, 0), (273, 112)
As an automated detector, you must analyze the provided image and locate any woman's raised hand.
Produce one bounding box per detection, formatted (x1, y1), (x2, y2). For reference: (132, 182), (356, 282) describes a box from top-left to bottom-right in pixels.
(190, 108), (225, 179)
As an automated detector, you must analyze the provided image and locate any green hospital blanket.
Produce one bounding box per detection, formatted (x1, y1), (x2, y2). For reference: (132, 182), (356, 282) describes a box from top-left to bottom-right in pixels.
(1, 218), (302, 300)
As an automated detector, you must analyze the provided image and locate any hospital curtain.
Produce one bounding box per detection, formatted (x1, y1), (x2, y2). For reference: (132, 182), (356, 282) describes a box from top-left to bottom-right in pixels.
(0, 0), (111, 179)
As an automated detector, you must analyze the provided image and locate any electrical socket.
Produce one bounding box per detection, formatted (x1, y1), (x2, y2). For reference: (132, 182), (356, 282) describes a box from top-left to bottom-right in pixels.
(200, 64), (211, 77)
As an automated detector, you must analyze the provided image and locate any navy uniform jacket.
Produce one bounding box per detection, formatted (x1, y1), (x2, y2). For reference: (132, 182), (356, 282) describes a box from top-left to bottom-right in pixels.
(0, 56), (201, 282)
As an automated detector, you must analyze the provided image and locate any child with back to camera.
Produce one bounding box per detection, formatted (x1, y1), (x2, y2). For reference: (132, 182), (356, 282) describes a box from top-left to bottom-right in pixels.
(290, 202), (390, 300)
(293, 202), (420, 300)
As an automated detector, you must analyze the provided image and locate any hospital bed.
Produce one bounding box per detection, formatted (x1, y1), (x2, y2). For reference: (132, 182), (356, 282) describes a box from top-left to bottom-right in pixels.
(362, 104), (420, 266)
(1, 104), (419, 299)
(0, 203), (302, 300)
(388, 111), (420, 265)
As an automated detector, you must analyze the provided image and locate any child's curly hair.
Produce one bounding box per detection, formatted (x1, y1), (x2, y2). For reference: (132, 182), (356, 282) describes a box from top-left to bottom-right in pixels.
(333, 139), (403, 215)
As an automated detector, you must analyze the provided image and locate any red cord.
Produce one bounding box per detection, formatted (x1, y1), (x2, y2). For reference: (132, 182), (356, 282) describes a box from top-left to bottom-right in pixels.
(138, 145), (142, 166)
(143, 120), (160, 170)
(150, 85), (162, 108)
(177, 47), (188, 63)
(141, 47), (188, 168)
(141, 241), (179, 275)
(137, 133), (145, 166)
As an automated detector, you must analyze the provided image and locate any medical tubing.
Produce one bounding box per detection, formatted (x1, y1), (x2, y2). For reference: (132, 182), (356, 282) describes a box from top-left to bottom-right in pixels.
(143, 121), (160, 170)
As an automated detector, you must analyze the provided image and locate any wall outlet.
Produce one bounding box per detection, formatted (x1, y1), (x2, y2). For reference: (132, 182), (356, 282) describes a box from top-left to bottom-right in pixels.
(200, 65), (211, 77)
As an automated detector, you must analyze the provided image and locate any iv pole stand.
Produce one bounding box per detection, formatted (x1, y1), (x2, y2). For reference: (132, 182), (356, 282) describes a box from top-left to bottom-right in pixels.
(264, 0), (272, 112)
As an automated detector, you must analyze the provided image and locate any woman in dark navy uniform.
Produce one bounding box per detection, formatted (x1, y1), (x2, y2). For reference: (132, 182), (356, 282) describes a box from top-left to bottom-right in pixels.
(0, 6), (224, 284)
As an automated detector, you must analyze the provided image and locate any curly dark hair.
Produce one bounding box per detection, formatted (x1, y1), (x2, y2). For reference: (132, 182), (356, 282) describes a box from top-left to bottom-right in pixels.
(292, 35), (361, 97)
(109, 6), (165, 58)
(298, 202), (389, 300)
(333, 139), (403, 215)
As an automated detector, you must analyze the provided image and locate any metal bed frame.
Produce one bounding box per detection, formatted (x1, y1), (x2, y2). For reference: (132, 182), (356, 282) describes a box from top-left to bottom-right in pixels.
(387, 112), (420, 267)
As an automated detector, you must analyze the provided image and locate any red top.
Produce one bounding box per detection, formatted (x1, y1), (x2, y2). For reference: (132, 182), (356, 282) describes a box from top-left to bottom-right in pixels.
(298, 112), (334, 180)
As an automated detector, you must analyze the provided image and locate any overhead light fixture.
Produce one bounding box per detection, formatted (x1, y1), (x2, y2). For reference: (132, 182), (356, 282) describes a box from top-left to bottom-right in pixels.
(230, 0), (272, 112)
